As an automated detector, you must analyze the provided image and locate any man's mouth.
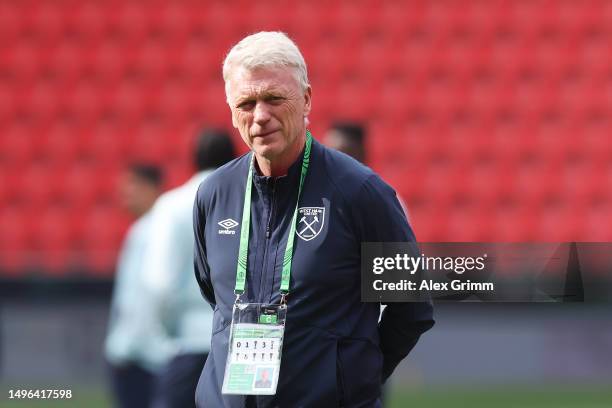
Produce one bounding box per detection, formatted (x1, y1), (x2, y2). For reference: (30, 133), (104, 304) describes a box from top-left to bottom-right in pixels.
(253, 129), (279, 138)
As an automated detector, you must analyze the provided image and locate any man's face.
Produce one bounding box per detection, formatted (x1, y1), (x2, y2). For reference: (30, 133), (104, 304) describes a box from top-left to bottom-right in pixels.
(226, 66), (311, 161)
(118, 172), (159, 217)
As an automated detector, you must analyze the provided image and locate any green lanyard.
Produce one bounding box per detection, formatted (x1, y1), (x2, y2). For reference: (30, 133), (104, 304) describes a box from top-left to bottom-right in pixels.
(235, 131), (313, 301)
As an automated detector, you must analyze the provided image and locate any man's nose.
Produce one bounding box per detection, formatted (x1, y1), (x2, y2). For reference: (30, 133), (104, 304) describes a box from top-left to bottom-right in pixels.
(253, 101), (271, 124)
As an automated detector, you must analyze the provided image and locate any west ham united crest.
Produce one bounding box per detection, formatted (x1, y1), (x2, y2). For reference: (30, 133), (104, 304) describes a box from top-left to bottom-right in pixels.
(296, 207), (325, 241)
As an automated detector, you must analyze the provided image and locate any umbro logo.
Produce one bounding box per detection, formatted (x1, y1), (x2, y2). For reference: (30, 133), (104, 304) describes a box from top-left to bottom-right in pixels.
(218, 218), (239, 235)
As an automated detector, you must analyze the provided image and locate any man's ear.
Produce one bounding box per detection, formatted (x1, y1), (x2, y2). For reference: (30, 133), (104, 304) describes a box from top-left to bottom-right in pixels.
(228, 98), (238, 128)
(225, 80), (239, 128)
(231, 109), (238, 128)
(303, 86), (312, 117)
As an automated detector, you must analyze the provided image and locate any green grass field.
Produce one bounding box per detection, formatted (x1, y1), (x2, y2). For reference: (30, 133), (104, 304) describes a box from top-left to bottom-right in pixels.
(388, 386), (612, 408)
(0, 388), (109, 408)
(2, 386), (612, 408)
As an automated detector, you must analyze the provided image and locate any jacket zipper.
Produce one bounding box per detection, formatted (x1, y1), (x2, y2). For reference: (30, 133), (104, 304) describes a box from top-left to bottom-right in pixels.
(259, 178), (276, 302)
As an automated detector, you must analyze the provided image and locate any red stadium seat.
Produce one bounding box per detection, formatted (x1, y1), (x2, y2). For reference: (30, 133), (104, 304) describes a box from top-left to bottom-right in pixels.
(17, 164), (61, 207)
(535, 201), (580, 242)
(34, 206), (80, 275)
(493, 201), (538, 242)
(0, 206), (34, 273)
(85, 124), (130, 163)
(446, 203), (495, 242)
(40, 123), (85, 163)
(79, 204), (129, 274)
(409, 201), (450, 241)
(0, 124), (41, 165)
(580, 199), (612, 241)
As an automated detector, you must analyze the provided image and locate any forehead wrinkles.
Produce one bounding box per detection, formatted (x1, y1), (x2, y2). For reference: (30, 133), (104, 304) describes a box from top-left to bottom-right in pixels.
(237, 81), (286, 100)
(229, 67), (301, 102)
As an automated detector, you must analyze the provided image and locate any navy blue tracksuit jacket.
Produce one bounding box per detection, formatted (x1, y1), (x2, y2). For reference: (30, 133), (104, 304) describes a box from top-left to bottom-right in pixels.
(193, 137), (434, 407)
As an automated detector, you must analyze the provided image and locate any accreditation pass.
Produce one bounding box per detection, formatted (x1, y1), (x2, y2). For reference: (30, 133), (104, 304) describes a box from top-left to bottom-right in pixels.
(222, 323), (284, 395)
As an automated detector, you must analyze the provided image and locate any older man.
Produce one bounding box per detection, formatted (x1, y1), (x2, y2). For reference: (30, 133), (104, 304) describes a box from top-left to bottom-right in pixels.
(193, 32), (434, 407)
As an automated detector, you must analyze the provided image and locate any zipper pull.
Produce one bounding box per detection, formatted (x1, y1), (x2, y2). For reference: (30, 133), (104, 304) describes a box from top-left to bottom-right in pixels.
(265, 179), (275, 239)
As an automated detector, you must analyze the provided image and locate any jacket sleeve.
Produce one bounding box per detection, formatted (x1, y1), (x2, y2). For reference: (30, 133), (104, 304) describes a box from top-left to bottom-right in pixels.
(193, 182), (216, 309)
(353, 174), (435, 382)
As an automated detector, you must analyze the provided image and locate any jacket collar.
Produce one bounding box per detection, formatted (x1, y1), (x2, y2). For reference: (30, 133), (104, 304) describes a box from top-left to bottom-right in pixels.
(251, 139), (309, 190)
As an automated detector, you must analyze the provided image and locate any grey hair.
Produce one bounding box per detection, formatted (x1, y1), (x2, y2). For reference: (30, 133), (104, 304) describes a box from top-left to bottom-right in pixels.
(222, 31), (309, 101)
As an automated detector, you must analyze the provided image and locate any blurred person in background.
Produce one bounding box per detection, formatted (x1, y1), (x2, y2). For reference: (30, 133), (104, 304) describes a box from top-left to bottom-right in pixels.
(105, 164), (168, 408)
(144, 129), (236, 408)
(325, 121), (410, 222)
(324, 121), (367, 163)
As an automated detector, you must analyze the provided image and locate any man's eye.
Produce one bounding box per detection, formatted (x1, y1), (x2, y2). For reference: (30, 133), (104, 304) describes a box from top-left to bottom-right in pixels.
(267, 96), (284, 103)
(237, 101), (255, 110)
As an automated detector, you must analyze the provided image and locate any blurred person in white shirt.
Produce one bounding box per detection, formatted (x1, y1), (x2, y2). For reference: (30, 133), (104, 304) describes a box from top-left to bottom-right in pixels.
(105, 164), (168, 408)
(144, 129), (236, 408)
